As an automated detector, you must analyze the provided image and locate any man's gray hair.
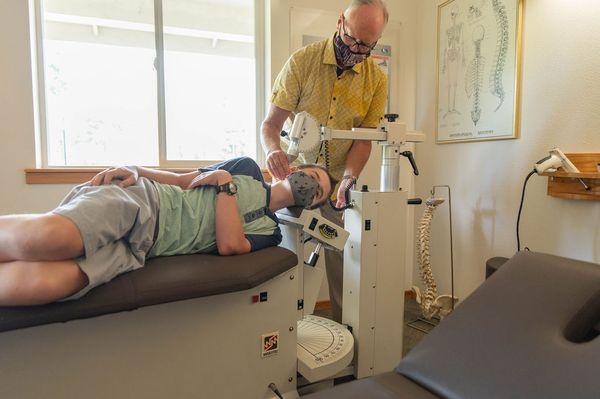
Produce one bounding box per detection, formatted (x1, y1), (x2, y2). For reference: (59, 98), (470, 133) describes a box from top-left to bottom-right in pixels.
(345, 0), (389, 24)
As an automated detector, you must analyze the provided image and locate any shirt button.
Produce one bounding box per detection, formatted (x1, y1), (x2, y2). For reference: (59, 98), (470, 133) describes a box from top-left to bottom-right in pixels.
(329, 116), (333, 120)
(333, 97), (337, 101)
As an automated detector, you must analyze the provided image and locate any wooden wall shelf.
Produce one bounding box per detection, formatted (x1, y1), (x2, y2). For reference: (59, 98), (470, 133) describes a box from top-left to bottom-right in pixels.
(542, 153), (600, 201)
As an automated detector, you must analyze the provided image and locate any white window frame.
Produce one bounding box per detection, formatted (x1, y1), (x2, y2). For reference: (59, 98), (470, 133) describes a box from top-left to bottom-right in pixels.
(32, 0), (265, 168)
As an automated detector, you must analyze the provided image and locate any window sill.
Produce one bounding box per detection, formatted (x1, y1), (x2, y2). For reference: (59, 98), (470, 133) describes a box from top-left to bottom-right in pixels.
(25, 168), (273, 184)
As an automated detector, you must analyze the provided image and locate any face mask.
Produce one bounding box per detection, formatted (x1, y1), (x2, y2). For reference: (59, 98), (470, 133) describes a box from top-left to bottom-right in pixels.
(333, 33), (368, 70)
(287, 171), (319, 208)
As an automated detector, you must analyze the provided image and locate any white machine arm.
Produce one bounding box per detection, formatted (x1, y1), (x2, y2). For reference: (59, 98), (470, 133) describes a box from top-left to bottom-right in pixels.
(321, 123), (425, 147)
(286, 112), (425, 192)
(287, 112), (425, 156)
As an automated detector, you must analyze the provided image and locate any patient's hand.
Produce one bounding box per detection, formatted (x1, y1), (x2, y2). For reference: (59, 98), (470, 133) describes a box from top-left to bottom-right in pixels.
(187, 170), (232, 190)
(90, 166), (139, 187)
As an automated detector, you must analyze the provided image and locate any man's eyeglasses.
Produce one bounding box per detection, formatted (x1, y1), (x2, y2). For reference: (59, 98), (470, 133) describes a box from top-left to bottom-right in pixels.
(340, 15), (378, 55)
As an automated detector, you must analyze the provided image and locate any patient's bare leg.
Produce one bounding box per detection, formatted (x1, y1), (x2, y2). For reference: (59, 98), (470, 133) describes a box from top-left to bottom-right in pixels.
(0, 259), (88, 306)
(0, 214), (84, 262)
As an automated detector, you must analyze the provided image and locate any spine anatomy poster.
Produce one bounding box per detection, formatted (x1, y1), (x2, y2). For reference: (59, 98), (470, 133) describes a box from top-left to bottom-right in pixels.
(436, 0), (522, 143)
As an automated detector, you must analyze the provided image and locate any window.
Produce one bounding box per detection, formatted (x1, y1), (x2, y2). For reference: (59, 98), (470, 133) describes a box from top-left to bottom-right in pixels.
(35, 0), (261, 167)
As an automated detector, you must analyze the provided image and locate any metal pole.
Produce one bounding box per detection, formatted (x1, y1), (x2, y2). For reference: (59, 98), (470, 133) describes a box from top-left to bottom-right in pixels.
(431, 185), (455, 310)
(380, 145), (401, 192)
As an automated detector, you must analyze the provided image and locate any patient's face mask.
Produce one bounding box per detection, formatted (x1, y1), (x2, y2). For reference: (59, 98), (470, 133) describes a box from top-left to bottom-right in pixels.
(287, 171), (319, 208)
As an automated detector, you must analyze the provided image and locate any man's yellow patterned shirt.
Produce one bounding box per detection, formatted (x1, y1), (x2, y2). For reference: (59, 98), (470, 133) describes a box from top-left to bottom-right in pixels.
(270, 35), (388, 180)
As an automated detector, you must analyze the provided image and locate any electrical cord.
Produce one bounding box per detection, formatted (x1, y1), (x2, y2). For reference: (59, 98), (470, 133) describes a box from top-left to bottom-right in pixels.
(268, 383), (284, 399)
(517, 169), (536, 252)
(323, 140), (331, 170)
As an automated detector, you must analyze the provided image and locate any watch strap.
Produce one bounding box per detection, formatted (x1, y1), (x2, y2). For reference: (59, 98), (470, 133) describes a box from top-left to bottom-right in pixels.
(216, 181), (234, 195)
(341, 175), (357, 183)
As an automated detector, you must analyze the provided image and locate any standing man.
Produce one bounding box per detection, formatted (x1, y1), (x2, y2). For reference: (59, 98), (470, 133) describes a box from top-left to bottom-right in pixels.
(261, 0), (389, 322)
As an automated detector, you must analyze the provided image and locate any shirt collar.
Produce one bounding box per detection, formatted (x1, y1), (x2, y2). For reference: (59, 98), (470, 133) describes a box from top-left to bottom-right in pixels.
(323, 34), (363, 74)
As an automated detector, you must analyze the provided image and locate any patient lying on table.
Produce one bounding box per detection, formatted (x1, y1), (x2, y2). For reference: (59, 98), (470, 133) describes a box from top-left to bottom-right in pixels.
(0, 157), (335, 306)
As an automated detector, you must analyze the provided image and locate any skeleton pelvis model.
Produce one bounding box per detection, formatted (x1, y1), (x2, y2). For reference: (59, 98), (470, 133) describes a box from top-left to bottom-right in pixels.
(412, 197), (458, 320)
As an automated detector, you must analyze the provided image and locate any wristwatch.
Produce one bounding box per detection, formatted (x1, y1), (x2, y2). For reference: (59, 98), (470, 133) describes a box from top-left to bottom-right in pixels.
(215, 181), (238, 196)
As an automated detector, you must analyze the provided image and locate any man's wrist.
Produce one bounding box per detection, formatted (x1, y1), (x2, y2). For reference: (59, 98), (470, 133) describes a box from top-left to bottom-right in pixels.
(342, 172), (358, 182)
(126, 165), (140, 174)
(266, 147), (283, 157)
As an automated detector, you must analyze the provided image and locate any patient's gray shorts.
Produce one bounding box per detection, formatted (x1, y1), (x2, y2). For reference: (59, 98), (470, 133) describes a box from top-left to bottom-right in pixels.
(52, 177), (159, 299)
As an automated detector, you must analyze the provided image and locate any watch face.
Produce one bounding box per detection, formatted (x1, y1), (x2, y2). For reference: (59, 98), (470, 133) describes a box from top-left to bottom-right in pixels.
(228, 182), (238, 195)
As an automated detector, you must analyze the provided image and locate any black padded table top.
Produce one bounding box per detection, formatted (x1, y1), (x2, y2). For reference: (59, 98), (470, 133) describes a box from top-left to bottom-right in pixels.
(0, 246), (297, 333)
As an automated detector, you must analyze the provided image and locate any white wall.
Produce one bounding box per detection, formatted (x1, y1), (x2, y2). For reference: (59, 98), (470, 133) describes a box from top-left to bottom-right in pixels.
(0, 0), (75, 214)
(415, 0), (600, 301)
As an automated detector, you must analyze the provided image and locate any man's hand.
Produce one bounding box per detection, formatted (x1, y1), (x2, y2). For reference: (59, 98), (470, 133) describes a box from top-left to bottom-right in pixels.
(335, 177), (355, 208)
(261, 104), (292, 180)
(187, 170), (232, 189)
(266, 149), (291, 180)
(90, 166), (139, 187)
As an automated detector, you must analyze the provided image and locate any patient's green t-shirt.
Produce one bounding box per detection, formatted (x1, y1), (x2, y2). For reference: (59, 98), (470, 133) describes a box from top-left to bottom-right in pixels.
(148, 157), (281, 257)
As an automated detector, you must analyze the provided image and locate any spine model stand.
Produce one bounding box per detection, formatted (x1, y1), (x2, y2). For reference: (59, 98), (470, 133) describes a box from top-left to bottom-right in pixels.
(412, 196), (458, 322)
(465, 25), (486, 126)
(490, 0), (508, 111)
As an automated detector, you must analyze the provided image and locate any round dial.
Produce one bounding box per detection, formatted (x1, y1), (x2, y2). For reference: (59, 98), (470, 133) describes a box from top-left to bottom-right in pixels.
(228, 182), (238, 195)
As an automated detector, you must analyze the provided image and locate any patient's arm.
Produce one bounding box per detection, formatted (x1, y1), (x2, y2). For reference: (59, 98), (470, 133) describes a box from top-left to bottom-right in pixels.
(186, 169), (252, 255)
(90, 166), (199, 189)
(136, 167), (199, 189)
(189, 170), (251, 256)
(215, 192), (252, 255)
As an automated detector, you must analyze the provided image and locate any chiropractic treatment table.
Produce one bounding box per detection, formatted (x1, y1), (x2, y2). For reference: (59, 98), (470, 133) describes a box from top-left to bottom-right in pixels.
(1, 249), (598, 398)
(0, 247), (302, 398)
(305, 251), (600, 399)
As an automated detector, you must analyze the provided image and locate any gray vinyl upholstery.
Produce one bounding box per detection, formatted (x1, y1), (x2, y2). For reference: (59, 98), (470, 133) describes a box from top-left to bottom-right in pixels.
(485, 256), (509, 278)
(306, 251), (600, 398)
(397, 251), (600, 399)
(0, 247), (297, 332)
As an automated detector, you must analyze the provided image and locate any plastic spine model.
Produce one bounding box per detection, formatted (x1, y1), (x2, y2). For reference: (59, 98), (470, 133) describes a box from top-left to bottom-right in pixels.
(490, 0), (508, 111)
(412, 199), (457, 320)
(465, 25), (486, 126)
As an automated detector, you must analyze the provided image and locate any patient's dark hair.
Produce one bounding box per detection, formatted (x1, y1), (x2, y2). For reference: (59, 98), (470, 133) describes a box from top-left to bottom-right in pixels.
(297, 164), (339, 208)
